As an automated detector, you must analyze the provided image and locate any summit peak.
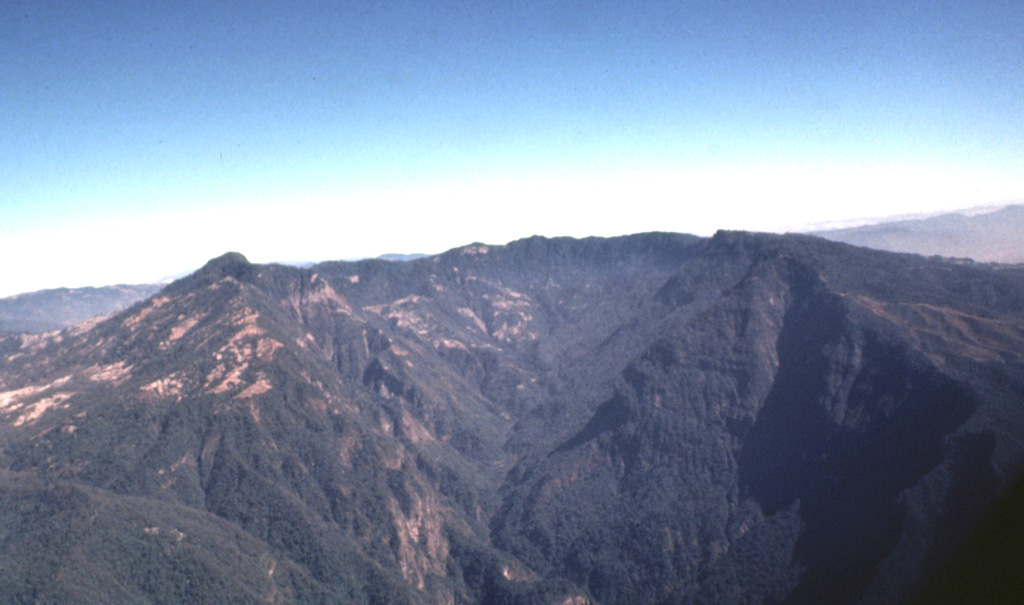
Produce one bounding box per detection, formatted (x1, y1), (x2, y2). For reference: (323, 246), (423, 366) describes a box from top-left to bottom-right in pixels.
(195, 251), (254, 281)
(164, 252), (256, 295)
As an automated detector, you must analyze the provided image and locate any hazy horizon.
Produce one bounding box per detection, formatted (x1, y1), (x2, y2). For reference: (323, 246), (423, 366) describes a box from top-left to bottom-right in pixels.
(3, 1), (1022, 297)
(2, 202), (1020, 300)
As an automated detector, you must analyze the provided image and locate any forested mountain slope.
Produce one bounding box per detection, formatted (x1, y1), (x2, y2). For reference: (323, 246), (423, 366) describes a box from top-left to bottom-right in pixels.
(0, 284), (162, 333)
(1, 232), (1022, 603)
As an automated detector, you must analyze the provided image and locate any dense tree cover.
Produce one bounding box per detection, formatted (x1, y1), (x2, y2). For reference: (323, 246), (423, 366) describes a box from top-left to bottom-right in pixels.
(0, 233), (1021, 602)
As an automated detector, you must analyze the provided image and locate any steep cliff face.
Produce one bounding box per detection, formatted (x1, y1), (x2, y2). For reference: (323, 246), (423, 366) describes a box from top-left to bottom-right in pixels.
(0, 232), (1022, 603)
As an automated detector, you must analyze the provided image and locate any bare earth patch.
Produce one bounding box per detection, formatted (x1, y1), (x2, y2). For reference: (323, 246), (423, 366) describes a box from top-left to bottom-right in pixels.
(236, 374), (273, 399)
(14, 392), (75, 426)
(169, 314), (203, 341)
(86, 361), (132, 383)
(457, 307), (488, 333)
(122, 296), (170, 330)
(207, 362), (249, 394)
(0, 375), (72, 410)
(142, 374), (185, 397)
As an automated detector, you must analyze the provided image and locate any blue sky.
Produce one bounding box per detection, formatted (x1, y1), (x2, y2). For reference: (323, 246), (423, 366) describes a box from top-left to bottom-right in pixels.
(2, 1), (1023, 296)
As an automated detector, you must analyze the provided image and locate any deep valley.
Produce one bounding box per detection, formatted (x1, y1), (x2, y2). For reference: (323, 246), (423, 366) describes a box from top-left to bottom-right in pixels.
(1, 231), (1022, 603)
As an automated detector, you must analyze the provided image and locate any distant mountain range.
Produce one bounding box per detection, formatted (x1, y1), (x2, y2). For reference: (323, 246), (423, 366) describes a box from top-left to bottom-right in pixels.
(375, 253), (429, 262)
(1, 233), (1022, 602)
(0, 284), (162, 333)
(811, 204), (1024, 263)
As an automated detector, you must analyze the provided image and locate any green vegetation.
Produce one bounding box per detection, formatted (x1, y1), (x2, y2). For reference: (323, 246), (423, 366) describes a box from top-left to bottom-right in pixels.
(0, 233), (1022, 602)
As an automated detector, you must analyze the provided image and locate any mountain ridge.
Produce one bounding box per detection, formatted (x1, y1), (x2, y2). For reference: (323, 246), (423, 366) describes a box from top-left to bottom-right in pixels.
(1, 231), (1022, 603)
(811, 204), (1024, 263)
(0, 283), (163, 334)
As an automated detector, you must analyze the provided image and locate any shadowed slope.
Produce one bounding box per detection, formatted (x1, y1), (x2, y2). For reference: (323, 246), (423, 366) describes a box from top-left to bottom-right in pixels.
(0, 233), (1022, 603)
